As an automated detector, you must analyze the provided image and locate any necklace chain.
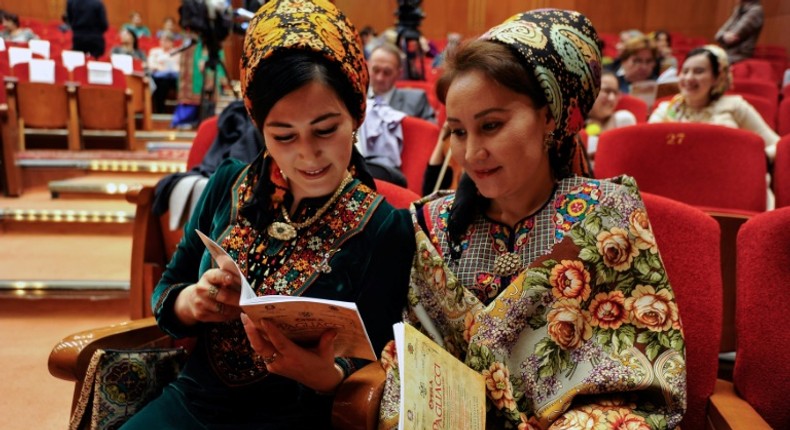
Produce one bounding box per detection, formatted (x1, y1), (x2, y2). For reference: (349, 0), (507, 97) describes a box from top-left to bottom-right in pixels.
(267, 173), (353, 241)
(281, 173), (353, 228)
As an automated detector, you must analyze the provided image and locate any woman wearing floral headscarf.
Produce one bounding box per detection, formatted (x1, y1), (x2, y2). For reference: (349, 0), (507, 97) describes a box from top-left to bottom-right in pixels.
(649, 45), (779, 161)
(121, 1), (414, 428)
(378, 9), (686, 429)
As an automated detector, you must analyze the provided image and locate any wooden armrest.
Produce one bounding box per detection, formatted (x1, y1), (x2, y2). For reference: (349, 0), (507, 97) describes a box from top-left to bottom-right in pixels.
(48, 317), (168, 383)
(125, 184), (153, 205)
(332, 361), (386, 430)
(707, 379), (771, 430)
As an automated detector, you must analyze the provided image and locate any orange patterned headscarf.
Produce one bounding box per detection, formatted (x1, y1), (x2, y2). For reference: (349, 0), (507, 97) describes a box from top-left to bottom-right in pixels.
(239, 0), (369, 127)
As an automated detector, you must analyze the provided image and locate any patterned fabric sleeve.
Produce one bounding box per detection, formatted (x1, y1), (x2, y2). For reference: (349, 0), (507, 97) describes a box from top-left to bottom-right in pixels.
(378, 177), (687, 429)
(509, 177), (686, 429)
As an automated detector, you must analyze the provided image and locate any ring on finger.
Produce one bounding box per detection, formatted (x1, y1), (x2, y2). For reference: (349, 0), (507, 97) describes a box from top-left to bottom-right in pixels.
(215, 302), (224, 314)
(262, 352), (277, 365)
(208, 285), (219, 300)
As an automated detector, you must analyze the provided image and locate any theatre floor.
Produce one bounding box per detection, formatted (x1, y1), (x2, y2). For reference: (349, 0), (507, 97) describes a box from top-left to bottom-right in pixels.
(0, 147), (181, 430)
(0, 297), (128, 429)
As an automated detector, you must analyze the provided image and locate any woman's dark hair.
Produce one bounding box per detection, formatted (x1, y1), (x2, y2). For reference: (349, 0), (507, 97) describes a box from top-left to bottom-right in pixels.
(4, 12), (19, 27)
(653, 30), (671, 47)
(240, 50), (373, 229)
(122, 28), (139, 51)
(435, 39), (568, 255)
(684, 47), (724, 101)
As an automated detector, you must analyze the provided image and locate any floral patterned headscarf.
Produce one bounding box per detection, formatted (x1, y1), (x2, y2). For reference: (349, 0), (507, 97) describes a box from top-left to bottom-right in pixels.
(481, 9), (602, 142)
(239, 0), (369, 127)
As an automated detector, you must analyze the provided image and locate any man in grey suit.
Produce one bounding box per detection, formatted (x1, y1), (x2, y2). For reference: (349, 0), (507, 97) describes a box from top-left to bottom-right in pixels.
(367, 43), (436, 122)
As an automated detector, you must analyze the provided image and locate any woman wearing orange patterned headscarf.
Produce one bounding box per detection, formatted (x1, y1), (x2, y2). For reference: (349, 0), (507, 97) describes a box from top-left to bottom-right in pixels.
(122, 1), (414, 428)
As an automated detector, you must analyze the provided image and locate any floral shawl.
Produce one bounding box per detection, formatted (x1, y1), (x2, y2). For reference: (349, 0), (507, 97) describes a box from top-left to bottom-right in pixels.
(379, 176), (686, 429)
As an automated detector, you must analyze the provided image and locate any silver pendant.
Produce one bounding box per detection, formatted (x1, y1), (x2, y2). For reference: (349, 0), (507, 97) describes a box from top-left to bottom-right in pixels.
(317, 249), (340, 273)
(492, 252), (523, 277)
(267, 221), (297, 241)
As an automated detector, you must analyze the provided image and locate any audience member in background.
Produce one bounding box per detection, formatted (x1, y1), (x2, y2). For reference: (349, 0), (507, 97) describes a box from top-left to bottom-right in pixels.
(650, 45), (779, 160)
(120, 1), (413, 428)
(111, 27), (147, 63)
(66, 0), (108, 58)
(715, 0), (764, 64)
(651, 30), (678, 74)
(378, 9), (686, 429)
(432, 32), (462, 68)
(0, 12), (38, 43)
(171, 35), (228, 128)
(584, 70), (638, 158)
(147, 30), (181, 113)
(156, 16), (183, 42)
(611, 35), (659, 93)
(122, 11), (152, 38)
(367, 43), (435, 122)
(587, 70), (638, 133)
(359, 25), (376, 58)
(606, 29), (644, 70)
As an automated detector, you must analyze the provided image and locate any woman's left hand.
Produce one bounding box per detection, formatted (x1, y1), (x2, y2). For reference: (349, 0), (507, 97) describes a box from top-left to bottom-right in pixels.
(241, 313), (344, 393)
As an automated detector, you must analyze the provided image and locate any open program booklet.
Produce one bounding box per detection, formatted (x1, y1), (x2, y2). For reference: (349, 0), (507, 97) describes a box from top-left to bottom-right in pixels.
(196, 230), (377, 361)
(394, 322), (486, 429)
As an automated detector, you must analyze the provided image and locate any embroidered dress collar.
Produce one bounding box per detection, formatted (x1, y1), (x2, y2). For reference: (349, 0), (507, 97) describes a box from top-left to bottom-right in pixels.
(205, 163), (383, 386)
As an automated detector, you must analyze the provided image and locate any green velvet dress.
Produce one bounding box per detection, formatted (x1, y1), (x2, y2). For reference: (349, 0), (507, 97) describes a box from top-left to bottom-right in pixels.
(123, 157), (414, 429)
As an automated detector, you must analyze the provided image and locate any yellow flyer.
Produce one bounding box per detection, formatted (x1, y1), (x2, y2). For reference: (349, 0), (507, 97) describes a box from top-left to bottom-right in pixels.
(394, 322), (486, 429)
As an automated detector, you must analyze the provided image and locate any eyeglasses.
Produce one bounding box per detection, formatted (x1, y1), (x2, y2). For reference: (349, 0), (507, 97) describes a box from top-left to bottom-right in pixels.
(630, 57), (656, 66)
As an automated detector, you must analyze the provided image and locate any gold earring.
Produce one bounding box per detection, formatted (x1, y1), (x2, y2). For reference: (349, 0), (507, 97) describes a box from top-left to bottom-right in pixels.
(352, 131), (359, 146)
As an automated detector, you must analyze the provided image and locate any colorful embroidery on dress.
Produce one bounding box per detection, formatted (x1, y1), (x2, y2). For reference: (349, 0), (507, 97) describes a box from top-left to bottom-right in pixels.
(553, 180), (602, 241)
(472, 271), (502, 302)
(206, 166), (381, 386)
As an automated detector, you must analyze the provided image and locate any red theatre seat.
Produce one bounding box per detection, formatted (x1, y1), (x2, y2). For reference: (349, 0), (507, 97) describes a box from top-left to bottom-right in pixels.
(774, 135), (790, 208)
(186, 116), (219, 169)
(731, 59), (775, 82)
(595, 123), (767, 212)
(400, 116), (439, 196)
(738, 93), (777, 131)
(373, 179), (419, 209)
(778, 97), (790, 137)
(642, 192), (722, 430)
(732, 208), (790, 429)
(731, 78), (779, 102)
(615, 94), (648, 123)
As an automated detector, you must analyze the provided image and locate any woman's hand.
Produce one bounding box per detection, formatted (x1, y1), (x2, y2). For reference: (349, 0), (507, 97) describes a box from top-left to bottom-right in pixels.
(241, 314), (344, 393)
(173, 254), (243, 326)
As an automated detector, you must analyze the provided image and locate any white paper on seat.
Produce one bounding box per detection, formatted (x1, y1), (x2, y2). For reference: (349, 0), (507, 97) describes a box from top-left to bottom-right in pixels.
(28, 59), (56, 84)
(61, 50), (86, 71)
(0, 39), (6, 52)
(8, 47), (32, 68)
(86, 61), (113, 85)
(28, 40), (50, 59)
(110, 53), (134, 75)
